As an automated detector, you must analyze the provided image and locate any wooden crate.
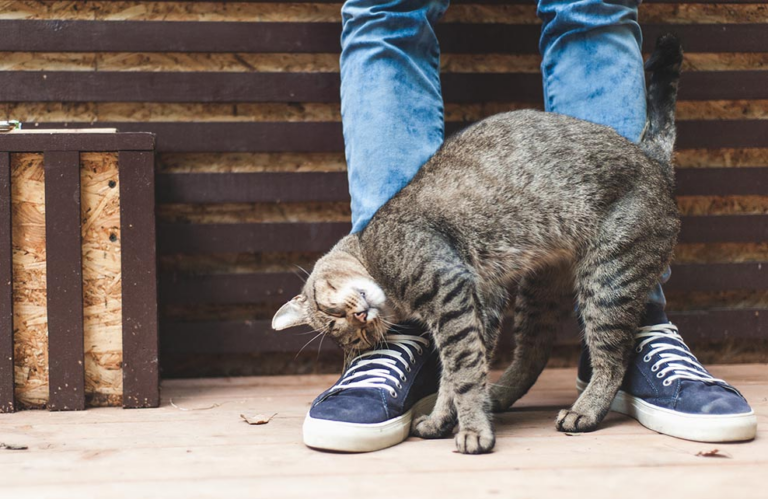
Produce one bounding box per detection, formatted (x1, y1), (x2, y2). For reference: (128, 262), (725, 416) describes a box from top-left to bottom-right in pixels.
(0, 131), (158, 412)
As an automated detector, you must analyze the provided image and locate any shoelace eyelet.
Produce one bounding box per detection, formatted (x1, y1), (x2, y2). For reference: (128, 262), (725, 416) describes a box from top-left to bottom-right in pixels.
(635, 346), (643, 353)
(405, 365), (412, 373)
(416, 348), (423, 355)
(651, 365), (659, 372)
(663, 379), (672, 387)
(400, 375), (407, 382)
(656, 372), (665, 378)
(390, 391), (398, 399)
(643, 354), (652, 363)
(396, 382), (402, 389)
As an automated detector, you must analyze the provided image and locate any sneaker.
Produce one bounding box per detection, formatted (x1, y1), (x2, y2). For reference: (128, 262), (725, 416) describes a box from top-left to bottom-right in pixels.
(577, 323), (757, 442)
(303, 328), (439, 452)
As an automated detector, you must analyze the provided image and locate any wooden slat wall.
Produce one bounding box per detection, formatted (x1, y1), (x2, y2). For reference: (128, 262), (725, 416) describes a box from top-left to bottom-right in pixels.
(2, 1), (767, 374)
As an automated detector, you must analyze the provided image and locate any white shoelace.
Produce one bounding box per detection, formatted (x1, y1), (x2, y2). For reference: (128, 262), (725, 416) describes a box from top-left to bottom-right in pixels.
(636, 324), (726, 387)
(325, 335), (431, 399)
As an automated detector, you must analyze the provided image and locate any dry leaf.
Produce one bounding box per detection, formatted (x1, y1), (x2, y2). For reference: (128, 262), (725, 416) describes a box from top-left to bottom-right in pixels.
(695, 448), (731, 458)
(241, 413), (276, 425)
(0, 443), (28, 451)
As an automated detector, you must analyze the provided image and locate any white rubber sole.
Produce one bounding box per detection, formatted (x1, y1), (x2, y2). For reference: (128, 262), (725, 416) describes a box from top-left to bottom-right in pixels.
(576, 379), (757, 442)
(303, 393), (438, 453)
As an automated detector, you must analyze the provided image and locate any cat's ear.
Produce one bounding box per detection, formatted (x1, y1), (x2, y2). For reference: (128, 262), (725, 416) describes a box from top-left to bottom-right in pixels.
(272, 295), (309, 330)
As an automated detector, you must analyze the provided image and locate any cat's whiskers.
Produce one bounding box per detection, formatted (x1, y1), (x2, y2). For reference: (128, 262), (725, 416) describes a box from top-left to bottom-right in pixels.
(294, 327), (328, 361)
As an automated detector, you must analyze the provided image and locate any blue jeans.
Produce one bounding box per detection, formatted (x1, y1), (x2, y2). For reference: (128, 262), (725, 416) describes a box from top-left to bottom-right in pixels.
(341, 0), (668, 315)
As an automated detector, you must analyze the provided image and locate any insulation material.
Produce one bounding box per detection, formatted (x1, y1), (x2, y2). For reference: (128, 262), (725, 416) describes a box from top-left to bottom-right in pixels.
(157, 201), (351, 224)
(677, 195), (768, 216)
(80, 152), (123, 407)
(96, 52), (339, 73)
(675, 243), (768, 264)
(676, 149), (768, 168)
(11, 153), (48, 409)
(158, 153), (346, 174)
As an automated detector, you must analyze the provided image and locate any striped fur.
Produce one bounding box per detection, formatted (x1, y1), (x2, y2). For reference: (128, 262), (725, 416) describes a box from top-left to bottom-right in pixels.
(273, 36), (683, 454)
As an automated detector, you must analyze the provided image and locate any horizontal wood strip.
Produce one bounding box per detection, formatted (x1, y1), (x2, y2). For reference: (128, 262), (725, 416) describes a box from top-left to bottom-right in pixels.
(5, 72), (767, 103)
(7, 100), (768, 124)
(54, 0), (768, 5)
(156, 221), (351, 254)
(159, 308), (767, 355)
(155, 216), (766, 255)
(1, 22), (766, 54)
(20, 121), (768, 152)
(4, 52), (768, 73)
(158, 263), (768, 306)
(156, 172), (349, 203)
(0, 133), (154, 151)
(679, 214), (768, 243)
(1, 3), (766, 24)
(156, 168), (768, 204)
(675, 167), (768, 195)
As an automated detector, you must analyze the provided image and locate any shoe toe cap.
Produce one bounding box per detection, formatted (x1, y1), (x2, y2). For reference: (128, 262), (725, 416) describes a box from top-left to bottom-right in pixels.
(309, 390), (391, 424)
(677, 382), (753, 415)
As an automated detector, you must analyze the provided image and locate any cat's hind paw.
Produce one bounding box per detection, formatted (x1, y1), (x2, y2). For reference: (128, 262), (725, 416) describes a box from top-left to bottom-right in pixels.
(555, 409), (600, 433)
(455, 428), (495, 454)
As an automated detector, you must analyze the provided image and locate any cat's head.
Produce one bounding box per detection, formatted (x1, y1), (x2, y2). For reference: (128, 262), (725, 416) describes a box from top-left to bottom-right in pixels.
(272, 235), (395, 351)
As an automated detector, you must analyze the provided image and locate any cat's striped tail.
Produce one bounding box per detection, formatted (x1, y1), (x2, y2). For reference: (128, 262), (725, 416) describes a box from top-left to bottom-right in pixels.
(640, 34), (683, 173)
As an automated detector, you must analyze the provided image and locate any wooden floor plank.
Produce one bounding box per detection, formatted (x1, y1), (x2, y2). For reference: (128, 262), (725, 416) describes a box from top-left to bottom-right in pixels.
(0, 366), (765, 499)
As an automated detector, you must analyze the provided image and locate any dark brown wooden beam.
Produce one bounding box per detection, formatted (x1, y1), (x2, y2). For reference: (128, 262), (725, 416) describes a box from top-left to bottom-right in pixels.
(157, 222), (351, 254)
(119, 151), (160, 409)
(1, 21), (765, 54)
(157, 262), (768, 307)
(7, 71), (768, 103)
(24, 121), (768, 153)
(675, 168), (768, 197)
(159, 308), (768, 355)
(0, 133), (154, 152)
(43, 151), (85, 411)
(155, 167), (768, 204)
(0, 152), (14, 413)
(678, 215), (768, 244)
(156, 215), (766, 255)
(155, 172), (350, 204)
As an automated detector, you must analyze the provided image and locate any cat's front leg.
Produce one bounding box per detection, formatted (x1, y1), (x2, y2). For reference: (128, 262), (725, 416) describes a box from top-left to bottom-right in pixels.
(430, 296), (495, 454)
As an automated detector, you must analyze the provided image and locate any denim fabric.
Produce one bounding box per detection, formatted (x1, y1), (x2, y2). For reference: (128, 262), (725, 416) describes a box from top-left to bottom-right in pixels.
(340, 0), (668, 313)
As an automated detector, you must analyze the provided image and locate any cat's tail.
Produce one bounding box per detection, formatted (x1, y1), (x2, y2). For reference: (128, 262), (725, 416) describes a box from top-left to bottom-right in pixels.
(640, 34), (683, 172)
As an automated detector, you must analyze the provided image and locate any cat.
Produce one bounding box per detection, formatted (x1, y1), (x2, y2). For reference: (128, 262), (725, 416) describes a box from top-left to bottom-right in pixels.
(273, 35), (683, 454)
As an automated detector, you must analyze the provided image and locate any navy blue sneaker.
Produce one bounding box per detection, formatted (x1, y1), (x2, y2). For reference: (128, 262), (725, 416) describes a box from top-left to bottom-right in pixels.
(578, 323), (757, 442)
(303, 330), (439, 452)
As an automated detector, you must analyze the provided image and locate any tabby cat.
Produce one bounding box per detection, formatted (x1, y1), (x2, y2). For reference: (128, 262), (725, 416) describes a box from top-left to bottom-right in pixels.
(273, 35), (683, 454)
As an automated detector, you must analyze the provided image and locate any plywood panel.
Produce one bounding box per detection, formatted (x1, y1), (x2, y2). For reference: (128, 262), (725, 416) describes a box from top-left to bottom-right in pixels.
(11, 153), (48, 408)
(80, 152), (123, 407)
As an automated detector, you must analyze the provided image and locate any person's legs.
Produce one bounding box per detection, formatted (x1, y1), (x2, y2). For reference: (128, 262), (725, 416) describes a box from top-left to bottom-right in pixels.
(302, 0), (449, 453)
(539, 0), (669, 324)
(341, 0), (449, 233)
(539, 0), (756, 442)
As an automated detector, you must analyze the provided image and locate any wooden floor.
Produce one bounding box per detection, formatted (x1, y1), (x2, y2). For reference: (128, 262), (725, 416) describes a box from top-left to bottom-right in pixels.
(1, 365), (766, 499)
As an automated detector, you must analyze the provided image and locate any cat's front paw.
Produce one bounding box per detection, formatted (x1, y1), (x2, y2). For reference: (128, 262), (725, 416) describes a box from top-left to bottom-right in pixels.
(555, 409), (600, 433)
(411, 414), (454, 439)
(455, 428), (495, 454)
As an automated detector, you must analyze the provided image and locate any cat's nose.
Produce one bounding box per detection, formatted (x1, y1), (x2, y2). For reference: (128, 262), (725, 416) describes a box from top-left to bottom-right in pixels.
(353, 311), (368, 323)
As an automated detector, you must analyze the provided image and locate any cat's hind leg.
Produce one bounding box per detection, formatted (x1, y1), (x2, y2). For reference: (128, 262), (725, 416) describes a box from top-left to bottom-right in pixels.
(557, 219), (669, 432)
(491, 261), (572, 412)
